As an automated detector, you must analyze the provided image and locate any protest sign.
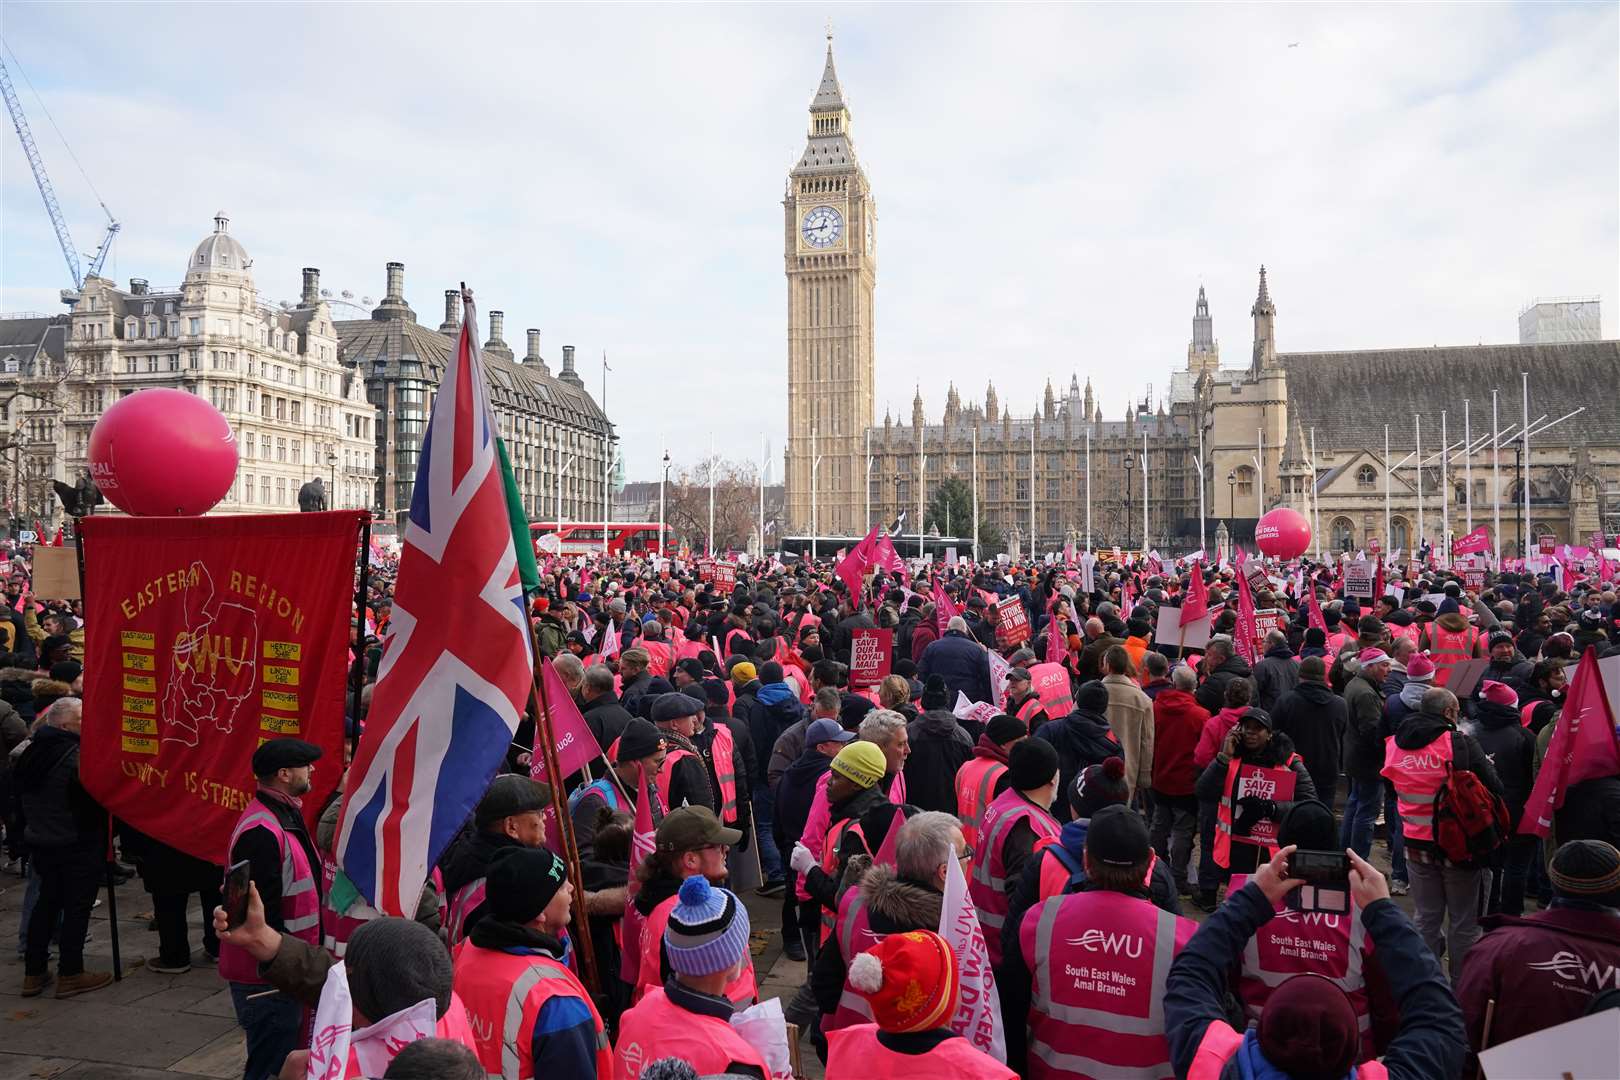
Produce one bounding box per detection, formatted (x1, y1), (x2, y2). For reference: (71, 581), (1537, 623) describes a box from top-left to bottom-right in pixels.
(1153, 603), (1212, 651)
(1344, 560), (1375, 601)
(953, 691), (1001, 732)
(994, 595), (1031, 646)
(848, 627), (892, 689)
(713, 562), (737, 594)
(1478, 1008), (1620, 1080)
(1232, 762), (1296, 847)
(78, 512), (361, 864)
(1538, 534), (1557, 555)
(1463, 568), (1485, 592)
(31, 543), (80, 599)
(940, 851), (1006, 1062)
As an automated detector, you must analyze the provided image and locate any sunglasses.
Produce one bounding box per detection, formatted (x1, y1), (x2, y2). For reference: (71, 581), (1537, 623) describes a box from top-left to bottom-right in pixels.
(956, 844), (974, 862)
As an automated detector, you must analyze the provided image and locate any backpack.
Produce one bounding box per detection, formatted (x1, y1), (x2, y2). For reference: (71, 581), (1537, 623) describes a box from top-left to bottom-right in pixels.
(1432, 744), (1510, 864)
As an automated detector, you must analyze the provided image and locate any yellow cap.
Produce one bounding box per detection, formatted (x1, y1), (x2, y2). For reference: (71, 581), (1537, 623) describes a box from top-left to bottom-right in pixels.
(830, 740), (887, 788)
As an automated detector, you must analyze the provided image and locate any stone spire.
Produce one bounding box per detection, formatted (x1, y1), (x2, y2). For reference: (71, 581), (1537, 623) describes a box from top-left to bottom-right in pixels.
(1251, 265), (1277, 371)
(1279, 419), (1312, 507)
(1083, 377), (1094, 422)
(985, 380), (998, 422)
(912, 385), (924, 429)
(945, 382), (960, 427)
(1189, 283), (1218, 372)
(812, 32), (847, 113)
(1043, 379), (1056, 420)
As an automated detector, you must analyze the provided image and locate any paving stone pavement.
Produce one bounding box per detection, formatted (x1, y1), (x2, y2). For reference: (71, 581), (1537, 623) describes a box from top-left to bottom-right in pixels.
(0, 828), (1415, 1078)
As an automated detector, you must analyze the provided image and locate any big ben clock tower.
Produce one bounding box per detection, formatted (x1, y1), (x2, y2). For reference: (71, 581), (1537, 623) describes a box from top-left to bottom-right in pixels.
(784, 34), (877, 539)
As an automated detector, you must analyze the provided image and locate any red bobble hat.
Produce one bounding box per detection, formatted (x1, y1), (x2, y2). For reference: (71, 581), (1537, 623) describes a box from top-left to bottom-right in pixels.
(846, 930), (958, 1033)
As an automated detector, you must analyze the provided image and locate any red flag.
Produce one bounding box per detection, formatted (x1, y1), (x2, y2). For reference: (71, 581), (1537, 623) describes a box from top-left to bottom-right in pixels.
(1452, 525), (1491, 557)
(873, 531), (908, 584)
(1305, 582), (1328, 634)
(933, 578), (961, 636)
(1233, 554), (1260, 665)
(1374, 555), (1384, 604)
(532, 657), (604, 781)
(1520, 648), (1620, 837)
(873, 806), (903, 870)
(620, 762), (658, 983)
(1182, 561), (1209, 623)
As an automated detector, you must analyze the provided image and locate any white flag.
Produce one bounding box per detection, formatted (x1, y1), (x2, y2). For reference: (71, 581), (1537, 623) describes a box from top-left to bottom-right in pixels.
(600, 618), (620, 660)
(306, 962), (354, 1080)
(350, 997), (439, 1076)
(1079, 552), (1097, 594)
(940, 850), (1006, 1062)
(987, 649), (1011, 709)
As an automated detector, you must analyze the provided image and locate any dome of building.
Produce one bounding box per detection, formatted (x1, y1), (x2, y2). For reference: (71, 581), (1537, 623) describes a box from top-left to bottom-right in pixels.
(188, 211), (251, 274)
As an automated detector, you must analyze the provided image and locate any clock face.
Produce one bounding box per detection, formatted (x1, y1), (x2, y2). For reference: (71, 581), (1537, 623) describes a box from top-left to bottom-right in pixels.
(801, 205), (843, 249)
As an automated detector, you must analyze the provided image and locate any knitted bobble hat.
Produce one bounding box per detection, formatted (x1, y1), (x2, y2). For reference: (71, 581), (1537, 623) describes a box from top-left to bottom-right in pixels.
(663, 875), (750, 978)
(846, 930), (958, 1034)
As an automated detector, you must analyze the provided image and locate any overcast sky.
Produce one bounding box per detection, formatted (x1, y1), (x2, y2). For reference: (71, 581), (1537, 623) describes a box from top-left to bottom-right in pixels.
(3, 3), (1615, 479)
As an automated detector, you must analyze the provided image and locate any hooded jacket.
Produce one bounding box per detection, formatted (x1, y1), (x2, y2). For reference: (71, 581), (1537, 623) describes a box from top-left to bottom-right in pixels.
(1269, 679), (1347, 798)
(1194, 705), (1247, 771)
(1251, 644), (1301, 712)
(773, 745), (832, 855)
(1151, 688), (1209, 797)
(1470, 699), (1537, 823)
(903, 708), (973, 814)
(1389, 711), (1504, 860)
(1034, 705), (1122, 823)
(811, 863), (943, 1017)
(1344, 670), (1389, 782)
(15, 723), (105, 850)
(747, 681), (805, 779)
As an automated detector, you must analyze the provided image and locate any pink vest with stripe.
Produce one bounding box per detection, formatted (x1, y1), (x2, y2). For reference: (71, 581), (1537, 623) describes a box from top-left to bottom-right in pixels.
(971, 788), (1059, 966)
(219, 797), (320, 984)
(453, 943), (611, 1079)
(824, 888), (883, 1033)
(445, 877), (488, 946)
(1019, 889), (1196, 1080)
(1230, 875), (1375, 1057)
(1380, 731), (1454, 843)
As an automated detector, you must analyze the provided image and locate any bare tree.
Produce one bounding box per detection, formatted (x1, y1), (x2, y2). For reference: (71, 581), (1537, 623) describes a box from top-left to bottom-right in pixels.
(663, 457), (781, 553)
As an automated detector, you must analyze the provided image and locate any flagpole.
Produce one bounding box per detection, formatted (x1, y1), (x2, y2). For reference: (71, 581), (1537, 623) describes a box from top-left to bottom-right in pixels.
(1141, 429), (1149, 553)
(1029, 414), (1036, 559)
(1310, 427), (1321, 562)
(1085, 427), (1092, 552)
(811, 425), (819, 562)
(1196, 420), (1205, 557)
(918, 424), (926, 560)
(1440, 410), (1449, 568)
(1492, 389), (1501, 565)
(971, 426), (980, 562)
(1415, 414), (1424, 562)
(707, 434), (715, 558)
(601, 354), (610, 558)
(759, 434), (766, 559)
(1383, 425), (1391, 559)
(1521, 372), (1530, 558)
(864, 428), (872, 534)
(529, 654), (601, 995)
(1464, 399), (1473, 535)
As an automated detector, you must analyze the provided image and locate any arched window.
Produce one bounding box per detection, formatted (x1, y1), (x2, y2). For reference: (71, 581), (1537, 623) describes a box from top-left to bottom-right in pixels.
(1234, 465), (1255, 496)
(1331, 517), (1354, 552)
(1357, 465), (1377, 490)
(1391, 517), (1410, 552)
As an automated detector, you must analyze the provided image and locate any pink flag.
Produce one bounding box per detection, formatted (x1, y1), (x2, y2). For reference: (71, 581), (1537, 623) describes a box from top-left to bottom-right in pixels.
(873, 531), (909, 584)
(1305, 582), (1328, 634)
(939, 849), (1005, 1062)
(1181, 561), (1209, 623)
(836, 525), (880, 602)
(1520, 648), (1620, 837)
(532, 657), (604, 781)
(1233, 554), (1260, 665)
(621, 763), (658, 984)
(933, 579), (961, 636)
(1044, 594), (1066, 666)
(872, 807), (903, 870)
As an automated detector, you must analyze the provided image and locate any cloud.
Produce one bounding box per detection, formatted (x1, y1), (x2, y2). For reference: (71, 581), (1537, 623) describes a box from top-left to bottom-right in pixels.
(2, 2), (1614, 482)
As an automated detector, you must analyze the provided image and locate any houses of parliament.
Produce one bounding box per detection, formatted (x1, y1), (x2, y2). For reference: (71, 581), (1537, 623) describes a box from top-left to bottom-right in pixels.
(781, 39), (1620, 557)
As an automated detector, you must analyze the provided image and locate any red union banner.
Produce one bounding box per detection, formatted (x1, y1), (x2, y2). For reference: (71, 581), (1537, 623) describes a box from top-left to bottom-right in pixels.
(1452, 525), (1491, 557)
(79, 512), (362, 864)
(848, 627), (892, 688)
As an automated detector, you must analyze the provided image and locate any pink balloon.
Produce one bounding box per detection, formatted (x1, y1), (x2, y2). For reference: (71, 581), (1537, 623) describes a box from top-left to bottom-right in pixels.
(1255, 507), (1312, 560)
(88, 388), (238, 515)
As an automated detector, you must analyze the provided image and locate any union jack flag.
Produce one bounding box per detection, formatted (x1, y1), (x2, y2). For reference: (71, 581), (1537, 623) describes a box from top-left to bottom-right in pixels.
(336, 295), (533, 916)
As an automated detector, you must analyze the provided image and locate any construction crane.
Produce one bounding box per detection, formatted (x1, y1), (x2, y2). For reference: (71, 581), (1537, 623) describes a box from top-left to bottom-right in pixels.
(0, 52), (119, 297)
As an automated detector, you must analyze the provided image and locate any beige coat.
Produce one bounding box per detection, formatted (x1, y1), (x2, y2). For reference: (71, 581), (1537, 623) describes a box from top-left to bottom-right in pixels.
(1103, 672), (1155, 794)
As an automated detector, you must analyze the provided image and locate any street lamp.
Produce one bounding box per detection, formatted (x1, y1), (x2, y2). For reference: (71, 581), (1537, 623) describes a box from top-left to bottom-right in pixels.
(1227, 470), (1237, 530)
(658, 449), (671, 557)
(1123, 454), (1135, 550)
(327, 448), (337, 509)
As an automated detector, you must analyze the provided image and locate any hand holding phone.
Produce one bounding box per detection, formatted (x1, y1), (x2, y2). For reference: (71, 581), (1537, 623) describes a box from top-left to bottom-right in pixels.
(1286, 848), (1351, 914)
(223, 860), (252, 930)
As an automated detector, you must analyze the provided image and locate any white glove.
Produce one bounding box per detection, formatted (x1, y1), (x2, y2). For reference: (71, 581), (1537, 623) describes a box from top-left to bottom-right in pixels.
(789, 841), (817, 876)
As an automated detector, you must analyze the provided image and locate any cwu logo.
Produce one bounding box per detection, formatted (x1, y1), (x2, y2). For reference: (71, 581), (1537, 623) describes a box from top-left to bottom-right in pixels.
(1065, 930), (1144, 958)
(1527, 950), (1620, 989)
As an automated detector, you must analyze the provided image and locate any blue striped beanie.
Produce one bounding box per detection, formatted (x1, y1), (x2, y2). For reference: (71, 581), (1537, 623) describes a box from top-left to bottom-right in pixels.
(664, 875), (750, 977)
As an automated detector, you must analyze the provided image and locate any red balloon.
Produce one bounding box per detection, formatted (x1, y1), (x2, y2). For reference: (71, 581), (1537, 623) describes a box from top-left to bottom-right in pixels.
(1254, 507), (1312, 559)
(89, 388), (238, 515)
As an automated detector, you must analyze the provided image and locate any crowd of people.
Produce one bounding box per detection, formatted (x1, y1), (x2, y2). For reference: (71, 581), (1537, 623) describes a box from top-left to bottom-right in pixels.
(5, 538), (1620, 1079)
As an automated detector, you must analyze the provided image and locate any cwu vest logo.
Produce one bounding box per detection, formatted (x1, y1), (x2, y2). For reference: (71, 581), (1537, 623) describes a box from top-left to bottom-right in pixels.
(1272, 909), (1343, 928)
(1066, 929), (1144, 957)
(1527, 950), (1620, 990)
(1392, 751), (1446, 771)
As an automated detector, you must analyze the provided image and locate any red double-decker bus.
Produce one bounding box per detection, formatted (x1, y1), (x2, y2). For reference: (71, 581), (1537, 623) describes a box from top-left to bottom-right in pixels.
(530, 521), (669, 556)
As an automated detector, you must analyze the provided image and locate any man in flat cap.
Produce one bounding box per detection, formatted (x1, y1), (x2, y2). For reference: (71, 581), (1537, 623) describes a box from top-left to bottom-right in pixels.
(218, 736), (324, 1080)
(437, 773), (552, 945)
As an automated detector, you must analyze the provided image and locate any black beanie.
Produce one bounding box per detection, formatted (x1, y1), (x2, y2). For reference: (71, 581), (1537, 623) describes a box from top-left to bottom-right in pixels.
(985, 713), (1026, 745)
(345, 917), (454, 1022)
(1007, 736), (1058, 791)
(486, 846), (569, 925)
(1070, 756), (1129, 819)
(920, 674), (949, 710)
(1075, 681), (1109, 714)
(1550, 840), (1620, 907)
(1277, 799), (1336, 851)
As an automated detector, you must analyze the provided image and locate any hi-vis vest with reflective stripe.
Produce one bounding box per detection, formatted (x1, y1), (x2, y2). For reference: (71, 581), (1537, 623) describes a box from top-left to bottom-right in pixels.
(972, 788), (1060, 966)
(445, 877), (488, 947)
(954, 756), (1008, 849)
(451, 941), (611, 1080)
(1428, 625), (1480, 688)
(219, 797), (319, 984)
(656, 748), (702, 811)
(819, 817), (869, 943)
(824, 888), (883, 1033)
(1037, 841), (1157, 903)
(1187, 1023), (1389, 1080)
(642, 639), (675, 677)
(1213, 755), (1300, 869)
(1380, 731), (1455, 843)
(708, 723), (739, 824)
(826, 1022), (1018, 1080)
(1229, 875), (1375, 1052)
(615, 987), (771, 1080)
(1019, 888), (1196, 1080)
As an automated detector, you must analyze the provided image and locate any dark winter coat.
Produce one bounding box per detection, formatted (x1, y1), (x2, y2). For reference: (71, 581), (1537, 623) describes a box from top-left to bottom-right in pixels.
(1470, 700), (1537, 824)
(917, 630), (992, 706)
(773, 746), (832, 856)
(903, 709), (973, 814)
(1195, 653), (1254, 715)
(1343, 670), (1388, 782)
(579, 692), (633, 754)
(0, 667), (38, 729)
(1034, 707), (1123, 823)
(1251, 645), (1300, 712)
(14, 724), (104, 851)
(812, 863), (942, 1018)
(1270, 679), (1348, 801)
(747, 681), (806, 780)
(730, 679), (761, 724)
(1194, 730), (1318, 816)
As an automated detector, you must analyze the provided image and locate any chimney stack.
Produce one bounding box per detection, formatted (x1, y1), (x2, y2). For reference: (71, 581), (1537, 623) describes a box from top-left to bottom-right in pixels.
(385, 262), (406, 300)
(524, 329), (541, 364)
(488, 310), (506, 344)
(301, 268), (320, 306)
(558, 344), (584, 387)
(439, 289), (460, 334)
(129, 278), (149, 296)
(370, 261), (416, 323)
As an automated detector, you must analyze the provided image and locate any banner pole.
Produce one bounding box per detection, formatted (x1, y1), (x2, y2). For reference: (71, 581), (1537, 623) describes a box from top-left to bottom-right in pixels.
(529, 651), (601, 996)
(351, 513), (372, 741)
(73, 517), (123, 981)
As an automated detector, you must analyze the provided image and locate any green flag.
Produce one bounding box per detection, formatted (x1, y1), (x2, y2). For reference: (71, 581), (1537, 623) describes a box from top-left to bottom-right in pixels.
(496, 436), (542, 595)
